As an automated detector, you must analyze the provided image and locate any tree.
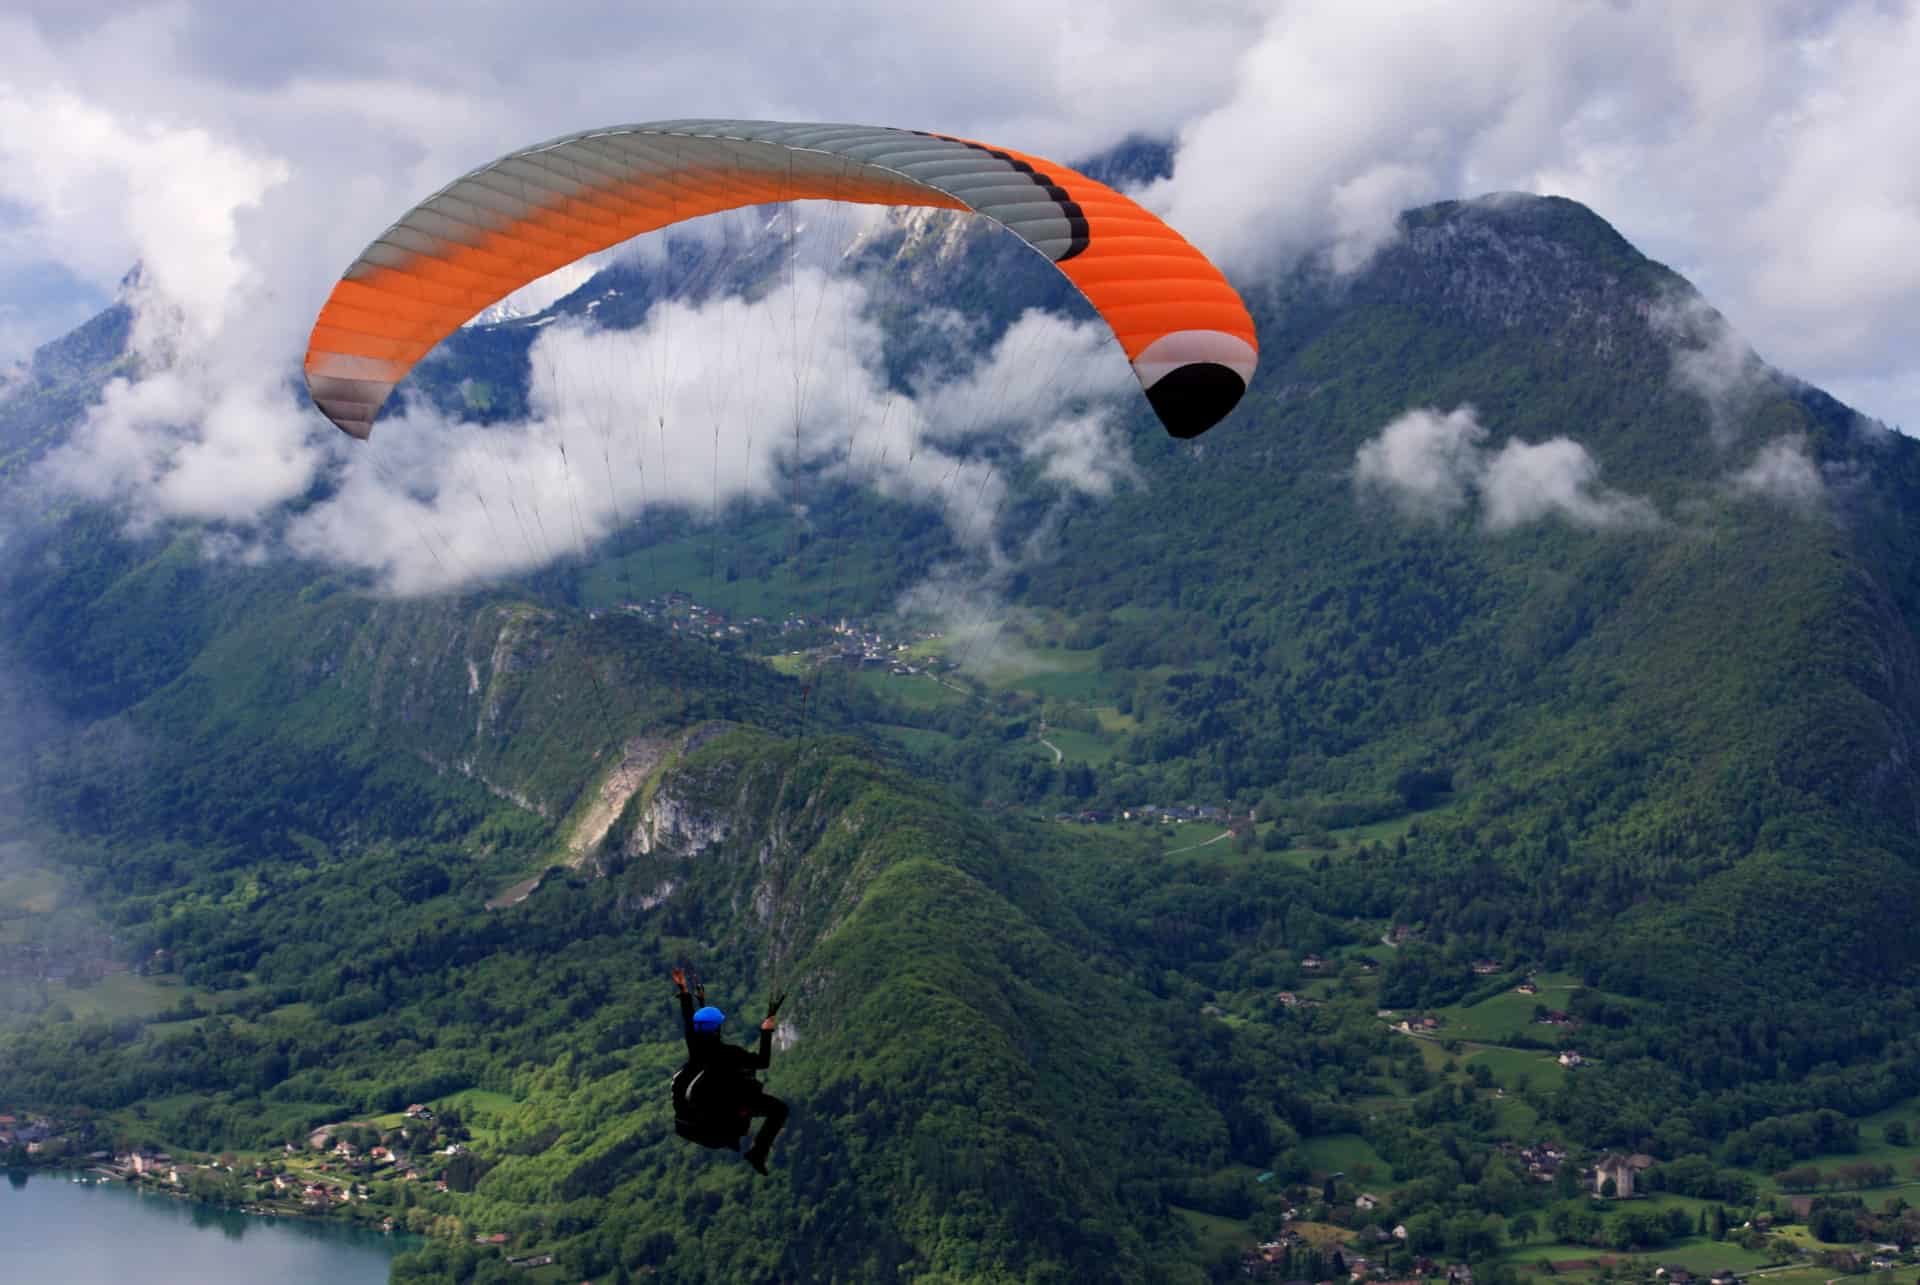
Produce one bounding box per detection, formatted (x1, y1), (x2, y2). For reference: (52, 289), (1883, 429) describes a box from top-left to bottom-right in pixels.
(1509, 1213), (1537, 1245)
(1554, 1163), (1580, 1200)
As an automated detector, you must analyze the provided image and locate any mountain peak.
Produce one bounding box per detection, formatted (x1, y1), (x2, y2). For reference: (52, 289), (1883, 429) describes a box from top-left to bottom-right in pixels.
(1327, 191), (1693, 361)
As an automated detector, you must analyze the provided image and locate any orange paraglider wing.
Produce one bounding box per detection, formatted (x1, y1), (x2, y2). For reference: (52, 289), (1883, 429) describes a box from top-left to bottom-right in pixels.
(306, 119), (1257, 441)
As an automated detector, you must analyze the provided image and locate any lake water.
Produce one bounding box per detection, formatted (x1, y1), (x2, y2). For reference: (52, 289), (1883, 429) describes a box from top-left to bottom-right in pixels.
(0, 1171), (407, 1283)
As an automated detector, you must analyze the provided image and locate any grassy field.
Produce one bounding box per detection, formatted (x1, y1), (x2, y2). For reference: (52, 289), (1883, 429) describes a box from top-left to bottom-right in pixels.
(873, 725), (960, 759)
(577, 518), (903, 623)
(851, 668), (971, 710)
(1300, 1133), (1396, 1181)
(1503, 1238), (1771, 1271)
(0, 864), (61, 915)
(52, 973), (190, 1022)
(1008, 668), (1112, 703)
(1640, 1241), (1773, 1271)
(1740, 1101), (1920, 1196)
(1457, 1044), (1567, 1093)
(1490, 1094), (1543, 1136)
(1433, 989), (1552, 1043)
(1160, 824), (1233, 854)
(1395, 1035), (1574, 1096)
(1174, 1205), (1255, 1258)
(1287, 1220), (1360, 1250)
(1038, 726), (1115, 765)
(440, 1088), (522, 1144)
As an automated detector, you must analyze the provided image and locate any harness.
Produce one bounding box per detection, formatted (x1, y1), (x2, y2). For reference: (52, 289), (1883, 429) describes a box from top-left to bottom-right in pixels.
(672, 1061), (755, 1149)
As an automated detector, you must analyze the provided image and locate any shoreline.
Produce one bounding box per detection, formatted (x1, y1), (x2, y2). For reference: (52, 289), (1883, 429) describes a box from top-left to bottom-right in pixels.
(14, 1163), (420, 1241)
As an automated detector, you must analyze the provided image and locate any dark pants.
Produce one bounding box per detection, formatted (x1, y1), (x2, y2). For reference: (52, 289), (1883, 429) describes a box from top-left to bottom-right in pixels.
(742, 1087), (788, 1155)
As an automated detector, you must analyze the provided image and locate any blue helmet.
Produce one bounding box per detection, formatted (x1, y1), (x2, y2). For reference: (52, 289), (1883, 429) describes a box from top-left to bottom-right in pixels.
(692, 1005), (725, 1032)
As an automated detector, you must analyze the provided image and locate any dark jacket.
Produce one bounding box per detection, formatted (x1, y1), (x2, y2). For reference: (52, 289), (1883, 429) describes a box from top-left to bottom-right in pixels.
(675, 992), (771, 1129)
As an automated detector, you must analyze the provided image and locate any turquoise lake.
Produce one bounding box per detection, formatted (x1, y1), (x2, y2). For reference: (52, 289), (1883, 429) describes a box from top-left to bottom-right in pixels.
(0, 1171), (406, 1283)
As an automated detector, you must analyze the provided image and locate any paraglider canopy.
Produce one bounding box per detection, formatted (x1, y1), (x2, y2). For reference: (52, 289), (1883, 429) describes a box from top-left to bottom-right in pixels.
(304, 118), (1258, 442)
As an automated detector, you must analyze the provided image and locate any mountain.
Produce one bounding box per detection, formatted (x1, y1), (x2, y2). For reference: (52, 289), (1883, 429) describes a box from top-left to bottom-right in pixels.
(4, 179), (1920, 1283)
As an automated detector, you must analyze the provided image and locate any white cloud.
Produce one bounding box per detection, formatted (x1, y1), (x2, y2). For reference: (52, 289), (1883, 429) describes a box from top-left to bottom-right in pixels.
(1352, 405), (1487, 521)
(1356, 405), (1658, 534)
(39, 269), (326, 526)
(1144, 2), (1920, 430)
(1727, 436), (1825, 510)
(278, 266), (1133, 595)
(1649, 290), (1771, 445)
(1479, 437), (1660, 533)
(0, 84), (286, 348)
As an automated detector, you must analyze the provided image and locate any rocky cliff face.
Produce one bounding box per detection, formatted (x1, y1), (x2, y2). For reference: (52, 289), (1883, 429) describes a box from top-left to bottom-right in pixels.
(1380, 196), (1686, 346)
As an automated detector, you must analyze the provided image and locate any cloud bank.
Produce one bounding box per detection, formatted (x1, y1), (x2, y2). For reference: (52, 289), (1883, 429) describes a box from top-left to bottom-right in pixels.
(273, 265), (1135, 595)
(1141, 2), (1920, 429)
(1727, 436), (1825, 511)
(2, 0), (1918, 605)
(1354, 406), (1659, 534)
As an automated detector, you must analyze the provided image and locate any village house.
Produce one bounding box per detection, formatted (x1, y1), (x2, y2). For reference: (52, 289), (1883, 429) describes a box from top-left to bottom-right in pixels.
(1594, 1153), (1636, 1198)
(1516, 1144), (1564, 1182)
(1558, 1050), (1584, 1066)
(1471, 958), (1502, 974)
(1515, 981), (1539, 995)
(1356, 1193), (1382, 1211)
(1301, 954), (1327, 971)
